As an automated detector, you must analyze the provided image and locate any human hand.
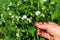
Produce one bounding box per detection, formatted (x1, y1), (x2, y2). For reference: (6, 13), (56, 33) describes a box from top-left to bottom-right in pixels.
(35, 22), (60, 40)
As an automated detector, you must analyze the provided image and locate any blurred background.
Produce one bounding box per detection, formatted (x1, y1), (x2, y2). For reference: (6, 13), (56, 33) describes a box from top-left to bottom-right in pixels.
(0, 0), (60, 40)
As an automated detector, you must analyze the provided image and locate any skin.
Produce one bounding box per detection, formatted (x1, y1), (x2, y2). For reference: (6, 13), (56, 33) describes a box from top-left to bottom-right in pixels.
(35, 22), (60, 40)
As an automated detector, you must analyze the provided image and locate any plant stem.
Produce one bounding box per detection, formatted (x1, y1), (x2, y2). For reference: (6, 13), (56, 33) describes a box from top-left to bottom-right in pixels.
(38, 0), (39, 9)
(37, 34), (39, 40)
(34, 36), (36, 40)
(30, 0), (33, 7)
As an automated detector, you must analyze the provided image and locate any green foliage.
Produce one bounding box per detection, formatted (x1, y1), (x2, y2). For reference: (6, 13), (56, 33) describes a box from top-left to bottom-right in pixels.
(0, 0), (60, 40)
(28, 26), (36, 36)
(40, 37), (45, 40)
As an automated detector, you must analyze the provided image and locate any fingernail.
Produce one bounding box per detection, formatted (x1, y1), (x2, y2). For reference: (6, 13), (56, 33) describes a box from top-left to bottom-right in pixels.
(34, 22), (38, 26)
(39, 22), (42, 24)
(44, 22), (47, 24)
(43, 22), (48, 24)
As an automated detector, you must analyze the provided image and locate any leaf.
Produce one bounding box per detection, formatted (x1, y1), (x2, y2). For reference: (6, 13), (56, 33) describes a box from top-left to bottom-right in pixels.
(36, 15), (40, 21)
(4, 36), (11, 40)
(40, 37), (45, 40)
(28, 26), (36, 36)
(51, 0), (60, 20)
(51, 13), (58, 20)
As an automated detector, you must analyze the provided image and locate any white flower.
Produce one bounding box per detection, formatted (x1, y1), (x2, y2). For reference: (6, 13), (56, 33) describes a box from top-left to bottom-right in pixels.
(7, 7), (9, 10)
(8, 2), (12, 6)
(4, 20), (5, 23)
(29, 20), (31, 23)
(12, 15), (14, 18)
(15, 16), (18, 18)
(16, 33), (20, 37)
(51, 2), (55, 4)
(1, 14), (3, 17)
(17, 1), (22, 6)
(40, 0), (47, 4)
(42, 14), (45, 17)
(9, 12), (12, 15)
(42, 6), (46, 10)
(27, 17), (32, 23)
(19, 16), (21, 18)
(27, 18), (31, 23)
(17, 18), (19, 21)
(17, 3), (19, 6)
(42, 0), (46, 2)
(30, 17), (32, 19)
(35, 11), (41, 16)
(12, 21), (14, 24)
(21, 15), (27, 20)
(15, 16), (21, 21)
(41, 14), (45, 17)
(2, 18), (5, 22)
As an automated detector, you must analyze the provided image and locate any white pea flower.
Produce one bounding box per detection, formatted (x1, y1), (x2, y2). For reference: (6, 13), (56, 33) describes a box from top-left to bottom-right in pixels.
(42, 0), (46, 2)
(8, 2), (12, 6)
(2, 18), (5, 22)
(21, 15), (27, 20)
(29, 20), (31, 23)
(27, 18), (30, 21)
(30, 17), (32, 19)
(35, 11), (41, 16)
(17, 1), (22, 6)
(51, 2), (54, 4)
(12, 21), (14, 24)
(40, 0), (47, 4)
(15, 16), (18, 18)
(9, 12), (12, 15)
(42, 14), (45, 17)
(41, 14), (45, 17)
(1, 14), (3, 17)
(17, 18), (19, 21)
(17, 3), (19, 6)
(4, 20), (5, 23)
(42, 6), (46, 10)
(27, 17), (32, 23)
(12, 15), (14, 18)
(19, 16), (21, 18)
(16, 33), (20, 37)
(7, 7), (9, 10)
(15, 16), (21, 21)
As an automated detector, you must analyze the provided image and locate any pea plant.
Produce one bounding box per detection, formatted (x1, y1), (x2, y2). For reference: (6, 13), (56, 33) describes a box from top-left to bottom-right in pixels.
(0, 0), (60, 40)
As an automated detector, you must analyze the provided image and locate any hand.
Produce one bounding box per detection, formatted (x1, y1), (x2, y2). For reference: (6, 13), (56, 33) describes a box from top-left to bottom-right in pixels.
(35, 22), (60, 40)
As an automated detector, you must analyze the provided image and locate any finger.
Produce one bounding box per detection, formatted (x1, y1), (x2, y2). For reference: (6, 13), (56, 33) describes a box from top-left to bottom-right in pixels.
(43, 22), (48, 24)
(39, 22), (42, 24)
(35, 23), (55, 35)
(35, 22), (60, 36)
(39, 22), (48, 25)
(37, 29), (51, 39)
(35, 22), (48, 30)
(35, 22), (42, 27)
(48, 22), (57, 25)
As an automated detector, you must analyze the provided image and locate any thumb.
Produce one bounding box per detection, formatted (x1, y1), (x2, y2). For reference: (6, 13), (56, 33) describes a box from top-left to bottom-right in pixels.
(37, 29), (51, 40)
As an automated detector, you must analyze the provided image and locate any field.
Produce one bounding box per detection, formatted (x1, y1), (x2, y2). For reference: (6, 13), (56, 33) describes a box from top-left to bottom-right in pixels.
(0, 0), (60, 40)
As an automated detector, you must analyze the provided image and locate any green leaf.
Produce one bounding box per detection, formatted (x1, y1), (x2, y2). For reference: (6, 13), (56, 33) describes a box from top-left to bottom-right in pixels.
(4, 36), (11, 40)
(36, 15), (40, 21)
(51, 13), (58, 20)
(28, 26), (36, 36)
(40, 37), (45, 40)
